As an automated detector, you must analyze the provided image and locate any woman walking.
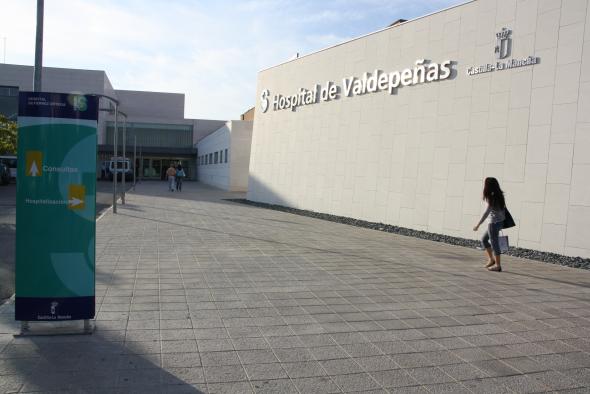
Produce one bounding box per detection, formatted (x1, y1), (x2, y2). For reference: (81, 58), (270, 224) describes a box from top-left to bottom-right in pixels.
(176, 164), (185, 192)
(473, 177), (506, 272)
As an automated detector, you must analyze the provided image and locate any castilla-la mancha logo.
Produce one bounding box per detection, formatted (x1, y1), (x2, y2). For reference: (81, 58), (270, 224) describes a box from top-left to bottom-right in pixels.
(50, 301), (59, 315)
(466, 27), (539, 76)
(494, 28), (511, 59)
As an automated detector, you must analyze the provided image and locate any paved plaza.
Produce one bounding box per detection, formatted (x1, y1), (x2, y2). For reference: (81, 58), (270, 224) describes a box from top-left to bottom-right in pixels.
(1, 182), (590, 393)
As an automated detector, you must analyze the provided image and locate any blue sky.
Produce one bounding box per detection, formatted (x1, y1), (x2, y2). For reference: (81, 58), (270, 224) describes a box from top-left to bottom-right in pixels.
(2, 0), (462, 120)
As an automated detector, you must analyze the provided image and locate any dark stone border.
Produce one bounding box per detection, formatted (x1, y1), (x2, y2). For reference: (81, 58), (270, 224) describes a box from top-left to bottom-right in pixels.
(226, 199), (590, 271)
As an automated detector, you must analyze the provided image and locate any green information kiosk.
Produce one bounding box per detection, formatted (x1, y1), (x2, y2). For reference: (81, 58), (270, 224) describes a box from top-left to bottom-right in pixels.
(15, 92), (98, 322)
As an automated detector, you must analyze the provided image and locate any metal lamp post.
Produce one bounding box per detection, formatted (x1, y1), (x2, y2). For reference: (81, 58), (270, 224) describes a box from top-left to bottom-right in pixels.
(33, 0), (43, 92)
(121, 117), (126, 205)
(133, 135), (137, 190)
(95, 95), (125, 214)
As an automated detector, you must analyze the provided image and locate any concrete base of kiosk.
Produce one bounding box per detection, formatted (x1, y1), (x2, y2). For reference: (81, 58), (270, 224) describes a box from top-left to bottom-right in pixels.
(15, 319), (94, 336)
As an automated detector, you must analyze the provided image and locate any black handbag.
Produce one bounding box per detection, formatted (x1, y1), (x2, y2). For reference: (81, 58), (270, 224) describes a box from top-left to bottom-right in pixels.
(503, 207), (516, 229)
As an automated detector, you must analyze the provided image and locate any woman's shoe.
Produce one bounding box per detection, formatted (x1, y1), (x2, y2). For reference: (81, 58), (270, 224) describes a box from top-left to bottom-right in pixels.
(487, 265), (502, 272)
(484, 260), (495, 268)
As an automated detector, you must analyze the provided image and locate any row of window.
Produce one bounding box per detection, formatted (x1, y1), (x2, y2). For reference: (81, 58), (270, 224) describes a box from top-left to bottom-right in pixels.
(105, 122), (193, 148)
(199, 148), (228, 166)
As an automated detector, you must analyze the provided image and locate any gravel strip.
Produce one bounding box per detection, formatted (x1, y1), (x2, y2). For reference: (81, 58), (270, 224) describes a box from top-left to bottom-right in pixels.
(226, 199), (590, 271)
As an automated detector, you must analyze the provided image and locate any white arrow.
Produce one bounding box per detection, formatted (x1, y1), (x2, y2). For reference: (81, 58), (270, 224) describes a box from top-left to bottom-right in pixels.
(29, 161), (39, 176)
(69, 198), (83, 207)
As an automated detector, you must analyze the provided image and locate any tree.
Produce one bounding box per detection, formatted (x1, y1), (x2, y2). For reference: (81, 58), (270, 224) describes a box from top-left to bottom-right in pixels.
(0, 114), (17, 154)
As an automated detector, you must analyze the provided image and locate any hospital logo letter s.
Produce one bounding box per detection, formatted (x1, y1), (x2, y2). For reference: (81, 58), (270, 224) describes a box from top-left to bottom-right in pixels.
(260, 89), (270, 113)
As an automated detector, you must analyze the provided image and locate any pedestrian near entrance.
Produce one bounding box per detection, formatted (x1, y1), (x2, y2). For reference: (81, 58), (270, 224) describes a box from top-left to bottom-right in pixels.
(166, 164), (176, 192)
(176, 164), (185, 192)
(473, 177), (507, 272)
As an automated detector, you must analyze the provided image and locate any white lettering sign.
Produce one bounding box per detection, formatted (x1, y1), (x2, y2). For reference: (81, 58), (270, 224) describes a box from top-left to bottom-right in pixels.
(261, 59), (454, 113)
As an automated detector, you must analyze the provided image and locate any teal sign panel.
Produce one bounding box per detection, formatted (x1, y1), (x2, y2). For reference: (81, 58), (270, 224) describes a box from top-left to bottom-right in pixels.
(15, 92), (98, 321)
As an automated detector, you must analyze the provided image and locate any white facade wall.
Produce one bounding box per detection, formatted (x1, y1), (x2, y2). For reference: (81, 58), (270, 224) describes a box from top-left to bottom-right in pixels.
(115, 90), (185, 119)
(0, 64), (115, 144)
(197, 121), (253, 192)
(248, 0), (590, 258)
(197, 124), (231, 190)
(230, 121), (254, 191)
(193, 119), (228, 144)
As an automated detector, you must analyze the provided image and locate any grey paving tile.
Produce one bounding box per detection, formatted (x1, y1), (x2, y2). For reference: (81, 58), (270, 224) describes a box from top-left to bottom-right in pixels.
(438, 362), (490, 381)
(282, 360), (327, 378)
(373, 341), (416, 355)
(237, 349), (278, 364)
(244, 362), (288, 380)
(452, 347), (496, 362)
(201, 351), (241, 366)
(207, 381), (253, 394)
(340, 343), (383, 357)
(203, 365), (248, 383)
(332, 372), (382, 392)
(298, 334), (337, 347)
(386, 385), (429, 393)
(231, 337), (270, 351)
(161, 339), (198, 354)
(293, 376), (341, 393)
(320, 358), (364, 375)
(250, 378), (298, 393)
(273, 347), (315, 362)
(388, 353), (435, 368)
(226, 326), (262, 338)
(528, 370), (585, 390)
(562, 368), (590, 386)
(159, 328), (195, 341)
(369, 369), (419, 388)
(265, 335), (305, 349)
(197, 339), (234, 352)
(562, 351), (590, 368)
(162, 353), (202, 368)
(529, 353), (581, 370)
(161, 367), (205, 384)
(353, 355), (399, 372)
(405, 366), (455, 385)
(422, 382), (472, 393)
(309, 345), (350, 360)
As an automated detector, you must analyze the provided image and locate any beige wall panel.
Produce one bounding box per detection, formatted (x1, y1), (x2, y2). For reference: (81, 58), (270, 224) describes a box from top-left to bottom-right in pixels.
(248, 0), (590, 258)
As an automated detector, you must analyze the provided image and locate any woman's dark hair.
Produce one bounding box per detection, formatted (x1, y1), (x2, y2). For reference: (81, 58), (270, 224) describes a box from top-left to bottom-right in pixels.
(483, 177), (505, 208)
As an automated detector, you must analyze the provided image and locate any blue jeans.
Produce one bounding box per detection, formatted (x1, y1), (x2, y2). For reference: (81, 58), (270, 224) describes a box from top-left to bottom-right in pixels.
(481, 222), (504, 256)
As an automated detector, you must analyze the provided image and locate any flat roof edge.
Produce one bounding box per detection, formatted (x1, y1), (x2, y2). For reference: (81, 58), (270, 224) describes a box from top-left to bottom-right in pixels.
(258, 0), (476, 73)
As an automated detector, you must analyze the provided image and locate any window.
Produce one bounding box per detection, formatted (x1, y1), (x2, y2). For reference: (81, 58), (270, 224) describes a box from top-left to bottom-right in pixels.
(225, 149), (228, 163)
(220, 150), (223, 163)
(214, 152), (219, 164)
(209, 153), (213, 164)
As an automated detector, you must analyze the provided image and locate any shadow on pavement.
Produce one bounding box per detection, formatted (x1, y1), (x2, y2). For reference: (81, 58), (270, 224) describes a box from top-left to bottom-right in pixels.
(2, 326), (205, 393)
(0, 223), (15, 302)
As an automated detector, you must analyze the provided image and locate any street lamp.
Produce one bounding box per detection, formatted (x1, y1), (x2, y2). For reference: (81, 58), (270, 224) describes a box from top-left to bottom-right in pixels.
(94, 94), (125, 214)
